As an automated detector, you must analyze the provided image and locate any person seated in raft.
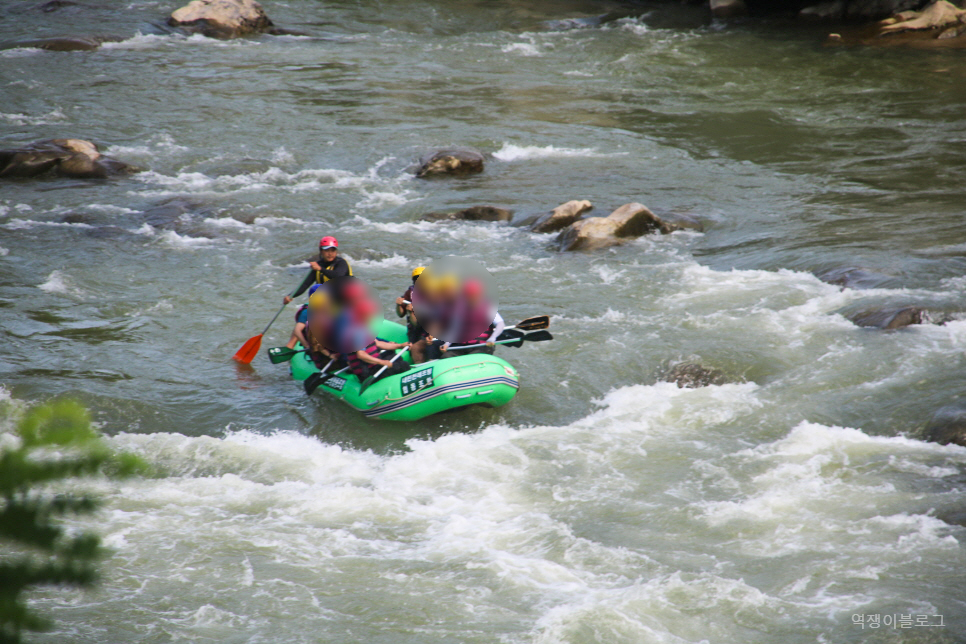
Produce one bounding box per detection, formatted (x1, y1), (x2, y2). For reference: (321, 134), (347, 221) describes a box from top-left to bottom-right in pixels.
(395, 266), (432, 364)
(437, 310), (505, 358)
(436, 279), (505, 358)
(285, 283), (323, 350)
(345, 339), (411, 383)
(301, 290), (341, 369)
(282, 235), (352, 306)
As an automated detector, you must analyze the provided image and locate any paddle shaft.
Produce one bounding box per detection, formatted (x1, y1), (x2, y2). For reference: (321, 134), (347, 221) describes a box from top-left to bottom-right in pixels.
(446, 337), (529, 351)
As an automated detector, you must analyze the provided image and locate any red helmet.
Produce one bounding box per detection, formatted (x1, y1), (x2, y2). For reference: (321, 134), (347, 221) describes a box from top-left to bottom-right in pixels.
(319, 236), (338, 249)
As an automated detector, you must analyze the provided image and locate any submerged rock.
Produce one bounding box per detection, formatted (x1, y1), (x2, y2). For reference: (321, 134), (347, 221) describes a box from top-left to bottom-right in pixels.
(1, 36), (102, 51)
(415, 149), (484, 178)
(663, 363), (728, 389)
(422, 206), (512, 222)
(169, 0), (273, 39)
(923, 406), (966, 447)
(817, 266), (896, 290)
(0, 139), (138, 179)
(530, 200), (593, 234)
(848, 306), (926, 329)
(556, 203), (678, 251)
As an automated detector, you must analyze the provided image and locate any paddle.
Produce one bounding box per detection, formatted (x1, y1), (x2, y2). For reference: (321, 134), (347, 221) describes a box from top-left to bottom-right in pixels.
(232, 281), (307, 364)
(267, 346), (305, 364)
(359, 347), (410, 394)
(505, 315), (549, 332)
(304, 360), (344, 395)
(446, 330), (553, 352)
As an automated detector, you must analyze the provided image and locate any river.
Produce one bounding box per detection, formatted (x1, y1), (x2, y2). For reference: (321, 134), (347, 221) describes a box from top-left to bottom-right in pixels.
(1, 0), (965, 642)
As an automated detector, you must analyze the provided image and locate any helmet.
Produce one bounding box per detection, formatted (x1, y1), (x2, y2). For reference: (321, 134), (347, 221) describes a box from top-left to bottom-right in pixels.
(463, 279), (483, 300)
(319, 236), (338, 249)
(308, 291), (329, 310)
(411, 266), (425, 280)
(308, 283), (322, 297)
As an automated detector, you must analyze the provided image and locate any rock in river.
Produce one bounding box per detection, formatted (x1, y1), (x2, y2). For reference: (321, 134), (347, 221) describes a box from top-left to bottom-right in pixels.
(422, 206), (513, 222)
(530, 200), (593, 234)
(0, 36), (102, 51)
(824, 1), (966, 46)
(923, 406), (966, 447)
(415, 149), (484, 178)
(169, 0), (274, 39)
(556, 202), (678, 251)
(847, 306), (926, 329)
(0, 139), (137, 179)
(710, 0), (747, 19)
(663, 362), (728, 389)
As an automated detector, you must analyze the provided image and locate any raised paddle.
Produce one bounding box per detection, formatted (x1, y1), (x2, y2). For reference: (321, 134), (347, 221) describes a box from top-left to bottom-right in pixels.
(359, 347), (411, 394)
(505, 315), (549, 332)
(233, 282), (307, 364)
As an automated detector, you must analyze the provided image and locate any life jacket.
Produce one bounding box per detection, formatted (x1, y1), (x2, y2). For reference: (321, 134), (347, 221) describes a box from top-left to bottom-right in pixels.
(294, 304), (308, 323)
(345, 341), (380, 379)
(314, 256), (353, 284)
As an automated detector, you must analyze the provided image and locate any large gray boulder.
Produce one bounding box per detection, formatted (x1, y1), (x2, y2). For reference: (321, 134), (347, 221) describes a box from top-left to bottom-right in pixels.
(556, 202), (678, 251)
(0, 139), (137, 179)
(531, 200), (593, 234)
(415, 149), (484, 178)
(169, 0), (274, 39)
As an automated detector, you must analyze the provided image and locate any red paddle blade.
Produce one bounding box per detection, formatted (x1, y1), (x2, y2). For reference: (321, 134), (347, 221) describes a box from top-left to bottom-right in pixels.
(232, 334), (263, 364)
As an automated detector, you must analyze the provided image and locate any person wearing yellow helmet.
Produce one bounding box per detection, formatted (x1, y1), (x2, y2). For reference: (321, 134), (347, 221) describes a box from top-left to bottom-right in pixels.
(395, 266), (430, 363)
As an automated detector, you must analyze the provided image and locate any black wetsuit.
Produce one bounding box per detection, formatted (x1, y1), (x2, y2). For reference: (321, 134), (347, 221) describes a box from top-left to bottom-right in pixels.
(292, 255), (352, 297)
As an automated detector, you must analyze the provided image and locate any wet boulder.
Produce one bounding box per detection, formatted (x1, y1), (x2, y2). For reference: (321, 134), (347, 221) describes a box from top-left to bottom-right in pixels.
(169, 0), (273, 39)
(0, 139), (137, 179)
(530, 200), (593, 234)
(824, 0), (966, 46)
(415, 148), (484, 178)
(556, 203), (677, 252)
(663, 363), (728, 389)
(923, 406), (966, 447)
(710, 0), (747, 19)
(422, 206), (512, 222)
(848, 306), (926, 329)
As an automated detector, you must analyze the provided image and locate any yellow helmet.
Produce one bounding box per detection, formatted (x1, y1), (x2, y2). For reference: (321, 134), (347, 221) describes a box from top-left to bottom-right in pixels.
(411, 266), (426, 279)
(308, 291), (329, 310)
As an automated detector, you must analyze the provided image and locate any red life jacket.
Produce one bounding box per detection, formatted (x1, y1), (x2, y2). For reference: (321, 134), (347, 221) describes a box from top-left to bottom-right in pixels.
(345, 341), (380, 379)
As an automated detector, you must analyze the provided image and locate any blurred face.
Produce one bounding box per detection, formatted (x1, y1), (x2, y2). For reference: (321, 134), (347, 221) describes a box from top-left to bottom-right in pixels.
(321, 247), (338, 262)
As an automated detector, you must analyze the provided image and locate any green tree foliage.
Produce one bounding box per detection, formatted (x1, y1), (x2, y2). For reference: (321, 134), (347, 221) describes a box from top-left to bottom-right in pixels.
(0, 400), (145, 644)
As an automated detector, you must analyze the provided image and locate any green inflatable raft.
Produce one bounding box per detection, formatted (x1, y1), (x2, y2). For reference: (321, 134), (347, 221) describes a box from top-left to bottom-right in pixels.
(289, 319), (520, 421)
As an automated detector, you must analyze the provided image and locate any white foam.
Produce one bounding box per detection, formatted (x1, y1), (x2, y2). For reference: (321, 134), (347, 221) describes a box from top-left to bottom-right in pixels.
(38, 270), (82, 295)
(493, 143), (618, 162)
(3, 219), (93, 231)
(502, 42), (542, 56)
(158, 230), (215, 248)
(0, 108), (66, 125)
(0, 247), (8, 257)
(347, 253), (412, 270)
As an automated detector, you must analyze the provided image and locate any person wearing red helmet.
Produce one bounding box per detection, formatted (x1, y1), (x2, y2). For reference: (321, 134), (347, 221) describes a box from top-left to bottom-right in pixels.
(283, 236), (353, 305)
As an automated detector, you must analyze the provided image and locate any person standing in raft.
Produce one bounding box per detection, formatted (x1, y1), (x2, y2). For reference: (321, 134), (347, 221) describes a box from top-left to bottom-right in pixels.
(283, 236), (352, 349)
(395, 266), (431, 364)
